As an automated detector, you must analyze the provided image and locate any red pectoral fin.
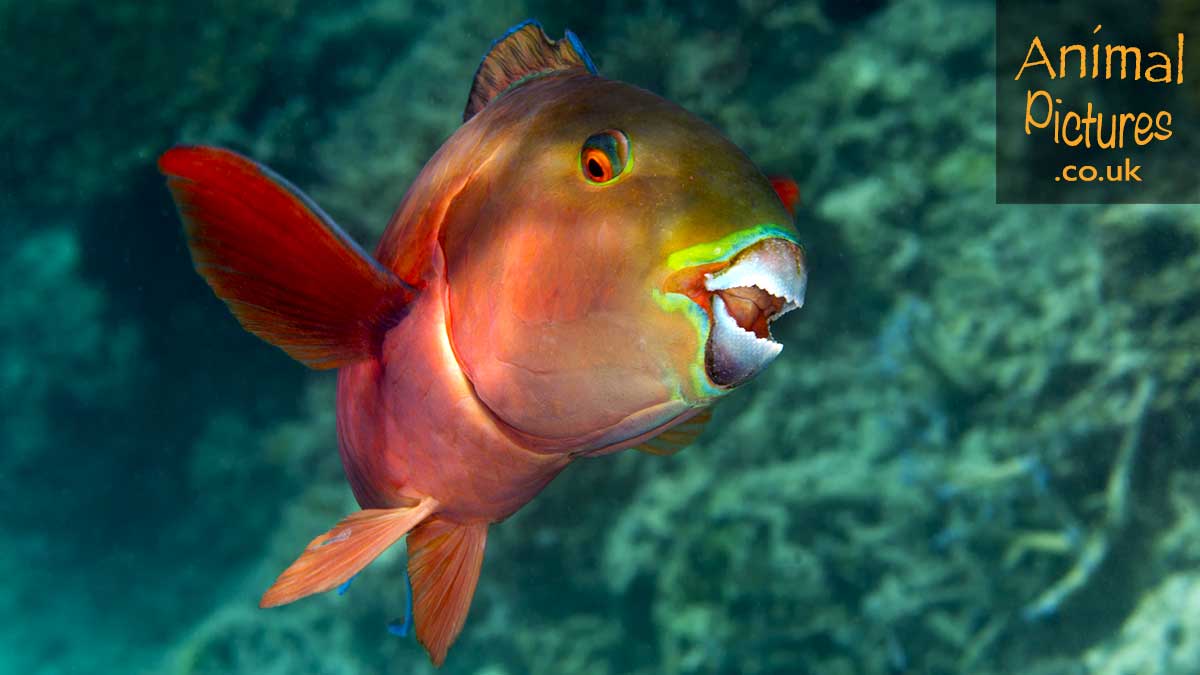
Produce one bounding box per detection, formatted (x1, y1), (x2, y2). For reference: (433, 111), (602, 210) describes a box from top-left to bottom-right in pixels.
(769, 176), (801, 216)
(159, 146), (413, 369)
(407, 519), (488, 667)
(260, 498), (436, 608)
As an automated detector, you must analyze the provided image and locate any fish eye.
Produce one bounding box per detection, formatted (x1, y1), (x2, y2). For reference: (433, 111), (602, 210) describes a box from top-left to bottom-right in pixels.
(580, 130), (630, 184)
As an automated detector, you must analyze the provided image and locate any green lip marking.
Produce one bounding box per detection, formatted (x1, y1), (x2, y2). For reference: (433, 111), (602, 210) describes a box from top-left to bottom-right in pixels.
(654, 224), (801, 401)
(666, 224), (799, 271)
(651, 289), (723, 400)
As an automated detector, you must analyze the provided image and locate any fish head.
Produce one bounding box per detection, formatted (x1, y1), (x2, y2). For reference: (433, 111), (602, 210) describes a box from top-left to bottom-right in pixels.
(442, 74), (806, 452)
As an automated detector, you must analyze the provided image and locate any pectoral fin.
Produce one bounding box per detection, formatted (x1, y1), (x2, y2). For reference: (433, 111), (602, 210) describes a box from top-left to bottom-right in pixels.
(159, 146), (414, 369)
(769, 176), (801, 215)
(407, 518), (488, 666)
(260, 497), (437, 608)
(635, 408), (712, 456)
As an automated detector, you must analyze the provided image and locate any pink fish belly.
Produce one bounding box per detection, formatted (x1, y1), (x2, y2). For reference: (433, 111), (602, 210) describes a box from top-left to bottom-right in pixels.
(335, 277), (569, 523)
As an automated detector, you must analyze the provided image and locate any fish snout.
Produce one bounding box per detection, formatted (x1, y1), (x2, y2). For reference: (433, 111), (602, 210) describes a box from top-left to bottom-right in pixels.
(702, 237), (806, 387)
(662, 236), (806, 389)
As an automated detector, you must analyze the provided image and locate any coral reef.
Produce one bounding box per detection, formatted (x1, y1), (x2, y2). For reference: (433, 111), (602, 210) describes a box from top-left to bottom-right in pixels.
(5, 0), (1200, 673)
(0, 224), (143, 673)
(1083, 572), (1200, 675)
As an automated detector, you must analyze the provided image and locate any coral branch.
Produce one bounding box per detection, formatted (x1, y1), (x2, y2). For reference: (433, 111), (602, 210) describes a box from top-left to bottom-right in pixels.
(1024, 377), (1157, 620)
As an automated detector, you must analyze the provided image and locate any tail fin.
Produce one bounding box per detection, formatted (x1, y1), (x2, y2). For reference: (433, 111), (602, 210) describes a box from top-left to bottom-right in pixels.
(159, 146), (413, 369)
(260, 497), (437, 608)
(407, 519), (488, 667)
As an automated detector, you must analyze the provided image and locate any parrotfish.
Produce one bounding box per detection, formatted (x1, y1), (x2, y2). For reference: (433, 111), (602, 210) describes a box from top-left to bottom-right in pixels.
(160, 20), (806, 666)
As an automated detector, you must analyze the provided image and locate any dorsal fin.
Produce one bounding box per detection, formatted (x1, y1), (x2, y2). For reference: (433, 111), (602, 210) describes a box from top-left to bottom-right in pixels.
(464, 20), (597, 123)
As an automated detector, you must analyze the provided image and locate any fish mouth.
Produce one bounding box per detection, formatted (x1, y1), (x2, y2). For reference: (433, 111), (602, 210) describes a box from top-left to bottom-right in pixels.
(665, 236), (807, 389)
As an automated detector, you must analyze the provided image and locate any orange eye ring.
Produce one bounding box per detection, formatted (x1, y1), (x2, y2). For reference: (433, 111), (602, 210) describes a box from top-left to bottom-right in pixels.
(580, 129), (631, 184)
(582, 147), (613, 182)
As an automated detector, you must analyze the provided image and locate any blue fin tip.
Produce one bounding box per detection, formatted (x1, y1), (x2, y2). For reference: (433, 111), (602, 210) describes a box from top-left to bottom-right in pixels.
(565, 29), (598, 74)
(386, 569), (415, 638)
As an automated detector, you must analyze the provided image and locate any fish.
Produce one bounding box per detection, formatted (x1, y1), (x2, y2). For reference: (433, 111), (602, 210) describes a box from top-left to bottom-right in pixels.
(159, 20), (806, 667)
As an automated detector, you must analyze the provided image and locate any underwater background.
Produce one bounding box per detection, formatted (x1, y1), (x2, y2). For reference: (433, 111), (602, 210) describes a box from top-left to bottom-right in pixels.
(4, 0), (1200, 673)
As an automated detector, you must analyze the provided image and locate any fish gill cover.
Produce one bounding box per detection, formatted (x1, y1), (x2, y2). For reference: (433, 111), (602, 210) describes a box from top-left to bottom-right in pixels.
(2, 0), (1200, 674)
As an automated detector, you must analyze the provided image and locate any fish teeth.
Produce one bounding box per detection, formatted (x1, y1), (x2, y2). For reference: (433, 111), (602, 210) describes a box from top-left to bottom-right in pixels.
(703, 242), (807, 310)
(706, 295), (783, 387)
(769, 293), (801, 324)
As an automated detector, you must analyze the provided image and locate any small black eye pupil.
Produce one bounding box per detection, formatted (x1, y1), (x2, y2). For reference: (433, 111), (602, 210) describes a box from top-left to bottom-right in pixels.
(587, 158), (603, 178)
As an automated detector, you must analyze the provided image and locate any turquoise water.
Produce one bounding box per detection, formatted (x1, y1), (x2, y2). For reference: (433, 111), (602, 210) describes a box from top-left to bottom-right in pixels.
(4, 1), (1200, 673)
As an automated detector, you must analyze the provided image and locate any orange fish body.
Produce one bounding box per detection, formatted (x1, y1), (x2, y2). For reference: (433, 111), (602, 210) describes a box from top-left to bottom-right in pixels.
(161, 21), (805, 666)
